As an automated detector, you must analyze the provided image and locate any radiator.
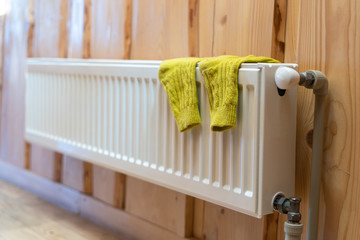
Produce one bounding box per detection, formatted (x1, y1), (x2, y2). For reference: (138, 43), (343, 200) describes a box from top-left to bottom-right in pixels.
(25, 58), (298, 218)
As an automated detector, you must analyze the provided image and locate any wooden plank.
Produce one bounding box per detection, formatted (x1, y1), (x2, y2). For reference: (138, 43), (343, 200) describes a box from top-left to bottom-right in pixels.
(58, 0), (69, 58)
(130, 0), (190, 60)
(92, 166), (125, 208)
(82, 0), (91, 59)
(210, 0), (275, 57)
(0, 161), (80, 213)
(201, 202), (264, 240)
(62, 155), (92, 194)
(81, 192), (197, 240)
(192, 199), (204, 239)
(188, 0), (199, 57)
(125, 176), (194, 237)
(0, 180), (124, 240)
(198, 0), (215, 57)
(32, 0), (64, 57)
(271, 0), (286, 61)
(0, 0), (28, 168)
(90, 0), (127, 59)
(0, 161), (197, 240)
(281, 0), (360, 239)
(29, 144), (61, 182)
(24, 142), (31, 170)
(27, 0), (35, 58)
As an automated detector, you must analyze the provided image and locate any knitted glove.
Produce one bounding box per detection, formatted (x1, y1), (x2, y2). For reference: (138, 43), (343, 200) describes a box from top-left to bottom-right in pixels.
(199, 55), (279, 131)
(159, 58), (202, 132)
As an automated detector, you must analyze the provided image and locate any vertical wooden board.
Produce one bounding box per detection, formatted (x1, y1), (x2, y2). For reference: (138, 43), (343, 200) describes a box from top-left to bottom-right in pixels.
(198, 0), (215, 57)
(202, 202), (264, 240)
(284, 0), (360, 239)
(32, 0), (63, 57)
(90, 0), (127, 59)
(0, 0), (28, 168)
(130, 0), (190, 59)
(67, 0), (85, 58)
(62, 156), (92, 194)
(29, 144), (59, 181)
(192, 199), (204, 239)
(210, 0), (275, 57)
(125, 177), (194, 237)
(92, 166), (125, 208)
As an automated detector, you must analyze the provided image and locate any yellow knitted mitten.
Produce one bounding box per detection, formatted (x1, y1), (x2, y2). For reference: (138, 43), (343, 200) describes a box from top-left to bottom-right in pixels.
(159, 58), (202, 132)
(199, 55), (279, 131)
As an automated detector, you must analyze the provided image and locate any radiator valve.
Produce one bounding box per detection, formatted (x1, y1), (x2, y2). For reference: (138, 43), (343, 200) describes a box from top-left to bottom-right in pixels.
(272, 192), (302, 224)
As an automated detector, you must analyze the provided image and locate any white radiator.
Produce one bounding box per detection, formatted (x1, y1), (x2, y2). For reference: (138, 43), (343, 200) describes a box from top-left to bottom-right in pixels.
(25, 58), (297, 218)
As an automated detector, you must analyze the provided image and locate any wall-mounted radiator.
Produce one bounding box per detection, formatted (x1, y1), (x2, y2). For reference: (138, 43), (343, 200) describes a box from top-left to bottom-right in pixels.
(25, 58), (297, 218)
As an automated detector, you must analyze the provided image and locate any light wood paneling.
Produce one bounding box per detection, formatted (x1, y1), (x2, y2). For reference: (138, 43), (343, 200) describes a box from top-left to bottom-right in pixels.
(202, 202), (264, 240)
(62, 156), (92, 194)
(210, 0), (275, 57)
(30, 144), (62, 182)
(0, 161), (197, 240)
(0, 0), (28, 168)
(289, 0), (360, 239)
(92, 167), (125, 208)
(130, 0), (190, 59)
(0, 179), (124, 240)
(125, 177), (194, 237)
(67, 0), (85, 58)
(32, 0), (65, 57)
(90, 0), (128, 59)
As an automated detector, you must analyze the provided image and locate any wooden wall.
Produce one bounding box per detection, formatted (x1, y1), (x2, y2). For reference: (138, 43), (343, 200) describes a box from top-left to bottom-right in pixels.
(0, 0), (359, 239)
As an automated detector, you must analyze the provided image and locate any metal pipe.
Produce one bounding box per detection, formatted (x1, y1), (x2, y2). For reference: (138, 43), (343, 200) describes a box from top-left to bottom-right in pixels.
(304, 70), (328, 240)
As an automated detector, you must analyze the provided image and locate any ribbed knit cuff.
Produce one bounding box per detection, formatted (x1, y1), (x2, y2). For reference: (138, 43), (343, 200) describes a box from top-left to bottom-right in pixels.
(176, 105), (201, 132)
(211, 104), (237, 131)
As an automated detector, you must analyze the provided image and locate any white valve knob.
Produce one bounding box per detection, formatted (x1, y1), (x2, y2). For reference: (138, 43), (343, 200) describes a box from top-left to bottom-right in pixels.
(275, 67), (300, 90)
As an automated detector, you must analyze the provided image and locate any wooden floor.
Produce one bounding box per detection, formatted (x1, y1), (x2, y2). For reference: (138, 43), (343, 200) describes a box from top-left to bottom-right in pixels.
(0, 179), (125, 240)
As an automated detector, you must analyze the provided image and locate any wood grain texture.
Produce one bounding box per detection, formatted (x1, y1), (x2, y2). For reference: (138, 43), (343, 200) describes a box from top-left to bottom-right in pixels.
(125, 176), (194, 237)
(90, 0), (127, 59)
(29, 144), (60, 182)
(0, 0), (28, 168)
(58, 0), (69, 58)
(0, 161), (198, 240)
(210, 0), (275, 57)
(62, 156), (92, 194)
(92, 166), (125, 208)
(130, 0), (190, 60)
(0, 179), (124, 240)
(283, 0), (360, 239)
(202, 202), (264, 240)
(32, 0), (64, 57)
(67, 0), (85, 58)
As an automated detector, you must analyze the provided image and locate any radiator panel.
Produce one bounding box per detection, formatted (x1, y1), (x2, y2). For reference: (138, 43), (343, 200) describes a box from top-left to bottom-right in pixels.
(25, 59), (297, 217)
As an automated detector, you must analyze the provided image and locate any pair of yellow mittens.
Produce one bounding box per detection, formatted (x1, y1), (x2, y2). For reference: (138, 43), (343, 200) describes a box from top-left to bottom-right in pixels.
(158, 55), (279, 132)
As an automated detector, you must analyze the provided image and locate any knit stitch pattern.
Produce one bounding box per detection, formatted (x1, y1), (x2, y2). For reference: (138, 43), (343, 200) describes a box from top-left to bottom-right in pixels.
(199, 55), (279, 131)
(159, 58), (202, 132)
